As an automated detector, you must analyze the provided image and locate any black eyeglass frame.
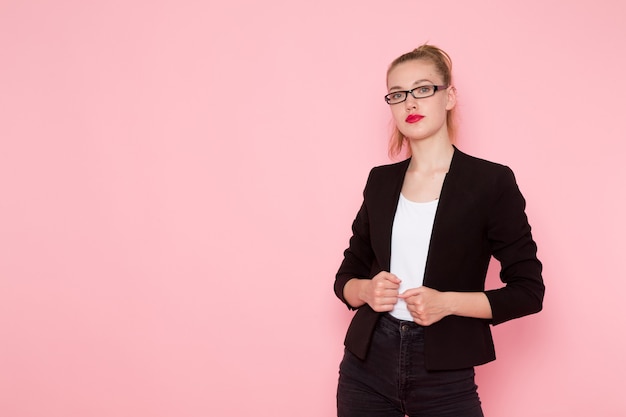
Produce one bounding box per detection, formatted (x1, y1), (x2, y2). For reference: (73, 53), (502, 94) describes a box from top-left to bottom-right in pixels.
(384, 85), (449, 104)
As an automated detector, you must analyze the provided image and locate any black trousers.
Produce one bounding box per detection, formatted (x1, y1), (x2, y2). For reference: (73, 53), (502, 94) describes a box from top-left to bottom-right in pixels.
(337, 313), (484, 417)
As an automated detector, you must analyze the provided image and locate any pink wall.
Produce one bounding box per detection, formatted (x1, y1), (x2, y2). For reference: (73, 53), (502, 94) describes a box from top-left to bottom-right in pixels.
(1, 1), (625, 415)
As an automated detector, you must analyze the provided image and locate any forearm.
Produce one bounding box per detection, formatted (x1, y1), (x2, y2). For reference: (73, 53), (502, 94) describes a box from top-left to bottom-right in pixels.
(445, 291), (493, 320)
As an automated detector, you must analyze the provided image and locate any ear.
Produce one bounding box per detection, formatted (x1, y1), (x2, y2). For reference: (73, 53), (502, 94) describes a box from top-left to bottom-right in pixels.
(445, 86), (457, 111)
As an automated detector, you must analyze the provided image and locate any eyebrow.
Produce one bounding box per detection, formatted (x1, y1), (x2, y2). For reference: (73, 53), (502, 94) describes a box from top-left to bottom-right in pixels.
(388, 79), (435, 91)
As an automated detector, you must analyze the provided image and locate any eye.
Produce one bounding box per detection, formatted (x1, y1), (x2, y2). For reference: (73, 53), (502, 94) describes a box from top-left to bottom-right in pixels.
(391, 92), (405, 100)
(418, 86), (433, 94)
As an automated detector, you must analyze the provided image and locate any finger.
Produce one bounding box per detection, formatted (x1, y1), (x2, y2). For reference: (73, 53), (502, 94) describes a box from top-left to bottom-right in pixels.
(374, 291), (397, 299)
(411, 312), (422, 323)
(373, 274), (399, 287)
(377, 281), (400, 291)
(374, 301), (397, 312)
(373, 285), (399, 297)
(377, 299), (399, 309)
(377, 296), (399, 305)
(382, 273), (402, 285)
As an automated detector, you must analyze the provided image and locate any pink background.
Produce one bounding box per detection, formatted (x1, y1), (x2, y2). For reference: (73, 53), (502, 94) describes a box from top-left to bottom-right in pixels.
(1, 1), (625, 416)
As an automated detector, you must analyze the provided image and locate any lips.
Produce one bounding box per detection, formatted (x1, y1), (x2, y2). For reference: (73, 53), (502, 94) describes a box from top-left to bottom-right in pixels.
(405, 114), (424, 123)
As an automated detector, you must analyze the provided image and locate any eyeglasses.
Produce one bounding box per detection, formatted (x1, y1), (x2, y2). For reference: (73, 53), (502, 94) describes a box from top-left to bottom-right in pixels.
(384, 85), (449, 105)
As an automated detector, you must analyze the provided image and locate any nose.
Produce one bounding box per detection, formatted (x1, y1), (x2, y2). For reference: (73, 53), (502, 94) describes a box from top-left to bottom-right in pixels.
(404, 94), (418, 110)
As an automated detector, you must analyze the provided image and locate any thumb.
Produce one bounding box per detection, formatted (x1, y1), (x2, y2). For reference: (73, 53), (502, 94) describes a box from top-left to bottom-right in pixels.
(399, 288), (422, 298)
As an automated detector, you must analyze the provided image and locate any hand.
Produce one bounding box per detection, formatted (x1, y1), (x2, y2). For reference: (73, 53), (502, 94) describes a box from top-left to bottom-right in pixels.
(399, 286), (451, 326)
(361, 271), (401, 312)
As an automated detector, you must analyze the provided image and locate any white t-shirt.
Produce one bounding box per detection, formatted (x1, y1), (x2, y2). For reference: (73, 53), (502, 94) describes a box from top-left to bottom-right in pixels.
(389, 194), (438, 321)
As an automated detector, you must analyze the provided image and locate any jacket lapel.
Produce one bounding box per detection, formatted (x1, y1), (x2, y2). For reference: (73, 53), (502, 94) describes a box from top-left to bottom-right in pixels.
(422, 147), (469, 287)
(374, 159), (409, 272)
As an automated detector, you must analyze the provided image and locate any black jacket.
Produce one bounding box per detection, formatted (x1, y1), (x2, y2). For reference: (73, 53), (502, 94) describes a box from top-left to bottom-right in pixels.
(335, 147), (544, 370)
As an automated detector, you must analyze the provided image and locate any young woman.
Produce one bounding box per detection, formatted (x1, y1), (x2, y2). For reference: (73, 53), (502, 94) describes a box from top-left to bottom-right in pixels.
(334, 45), (545, 417)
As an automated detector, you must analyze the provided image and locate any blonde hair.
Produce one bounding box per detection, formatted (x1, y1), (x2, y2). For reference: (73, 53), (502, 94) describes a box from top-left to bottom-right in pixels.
(387, 44), (457, 158)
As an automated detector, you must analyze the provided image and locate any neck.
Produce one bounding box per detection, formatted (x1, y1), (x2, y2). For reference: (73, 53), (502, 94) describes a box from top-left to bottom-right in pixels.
(407, 137), (454, 173)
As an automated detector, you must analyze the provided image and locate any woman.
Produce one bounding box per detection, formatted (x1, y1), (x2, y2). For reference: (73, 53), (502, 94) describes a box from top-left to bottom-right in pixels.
(334, 44), (545, 417)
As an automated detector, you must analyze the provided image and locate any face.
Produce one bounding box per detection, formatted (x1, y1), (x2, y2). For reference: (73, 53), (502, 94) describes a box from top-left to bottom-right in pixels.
(386, 59), (456, 142)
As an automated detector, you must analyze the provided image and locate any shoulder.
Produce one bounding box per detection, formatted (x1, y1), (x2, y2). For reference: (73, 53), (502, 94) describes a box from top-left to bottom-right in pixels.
(368, 159), (410, 179)
(367, 159), (410, 184)
(361, 159), (409, 198)
(452, 147), (510, 174)
(451, 147), (516, 185)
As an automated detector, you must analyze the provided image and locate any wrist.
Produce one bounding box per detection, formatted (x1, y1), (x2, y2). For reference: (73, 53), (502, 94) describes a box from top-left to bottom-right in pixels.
(344, 278), (367, 308)
(445, 292), (459, 316)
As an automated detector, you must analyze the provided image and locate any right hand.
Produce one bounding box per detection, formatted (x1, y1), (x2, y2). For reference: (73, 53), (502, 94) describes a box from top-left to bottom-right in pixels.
(361, 271), (401, 312)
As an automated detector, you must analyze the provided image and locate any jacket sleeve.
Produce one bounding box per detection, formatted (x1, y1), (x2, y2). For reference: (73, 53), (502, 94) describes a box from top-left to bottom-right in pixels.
(334, 172), (375, 310)
(484, 166), (545, 325)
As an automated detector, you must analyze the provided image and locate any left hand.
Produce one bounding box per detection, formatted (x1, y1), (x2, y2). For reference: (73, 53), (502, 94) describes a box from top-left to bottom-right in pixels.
(399, 286), (451, 326)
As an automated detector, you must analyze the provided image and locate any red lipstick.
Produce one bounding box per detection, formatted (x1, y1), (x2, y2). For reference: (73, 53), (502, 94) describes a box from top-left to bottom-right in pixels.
(405, 114), (424, 123)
